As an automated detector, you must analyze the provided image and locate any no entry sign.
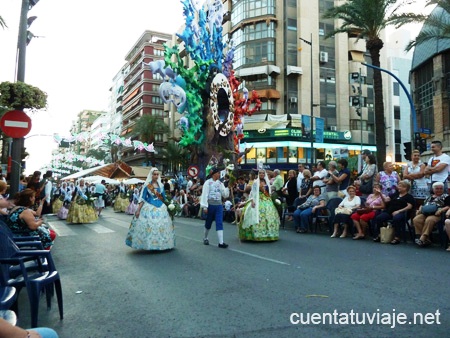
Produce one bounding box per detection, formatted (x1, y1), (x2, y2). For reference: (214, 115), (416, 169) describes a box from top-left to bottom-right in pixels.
(0, 110), (32, 138)
(188, 165), (199, 178)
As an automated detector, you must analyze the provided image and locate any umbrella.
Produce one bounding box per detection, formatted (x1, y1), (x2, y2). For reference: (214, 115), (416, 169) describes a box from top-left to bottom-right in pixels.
(123, 178), (145, 185)
(84, 175), (109, 182)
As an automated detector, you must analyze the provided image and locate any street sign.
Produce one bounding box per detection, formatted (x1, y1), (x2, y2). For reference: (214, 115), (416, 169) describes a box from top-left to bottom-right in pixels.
(0, 110), (32, 138)
(187, 165), (199, 178)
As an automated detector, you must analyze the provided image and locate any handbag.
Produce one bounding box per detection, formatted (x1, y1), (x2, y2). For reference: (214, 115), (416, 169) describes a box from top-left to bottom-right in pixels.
(335, 207), (352, 215)
(380, 225), (394, 243)
(356, 207), (371, 215)
(421, 204), (438, 216)
(359, 179), (373, 194)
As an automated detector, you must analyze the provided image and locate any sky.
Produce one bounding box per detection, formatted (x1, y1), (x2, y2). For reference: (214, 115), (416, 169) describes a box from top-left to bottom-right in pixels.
(0, 0), (433, 175)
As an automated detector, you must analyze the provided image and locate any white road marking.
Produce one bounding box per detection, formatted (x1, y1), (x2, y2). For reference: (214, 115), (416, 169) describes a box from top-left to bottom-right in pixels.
(49, 221), (77, 237)
(176, 234), (291, 266)
(85, 224), (114, 233)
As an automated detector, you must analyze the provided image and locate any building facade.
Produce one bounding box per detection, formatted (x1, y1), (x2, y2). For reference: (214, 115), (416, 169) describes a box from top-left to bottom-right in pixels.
(411, 4), (450, 157)
(218, 0), (376, 170)
(119, 30), (172, 166)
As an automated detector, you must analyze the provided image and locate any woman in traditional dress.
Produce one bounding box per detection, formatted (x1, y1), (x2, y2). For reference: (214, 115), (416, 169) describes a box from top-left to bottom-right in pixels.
(125, 188), (140, 215)
(66, 179), (98, 224)
(114, 182), (129, 212)
(239, 169), (280, 241)
(57, 182), (72, 220)
(125, 168), (175, 250)
(52, 181), (67, 214)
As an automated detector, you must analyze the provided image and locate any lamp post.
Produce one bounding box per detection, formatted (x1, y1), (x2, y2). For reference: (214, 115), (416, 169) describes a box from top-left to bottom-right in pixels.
(299, 34), (314, 166)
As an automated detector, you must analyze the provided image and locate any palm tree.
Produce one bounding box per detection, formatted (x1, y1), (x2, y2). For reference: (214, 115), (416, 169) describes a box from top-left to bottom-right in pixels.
(0, 16), (7, 29)
(132, 114), (169, 166)
(406, 0), (450, 51)
(160, 140), (189, 174)
(323, 0), (423, 167)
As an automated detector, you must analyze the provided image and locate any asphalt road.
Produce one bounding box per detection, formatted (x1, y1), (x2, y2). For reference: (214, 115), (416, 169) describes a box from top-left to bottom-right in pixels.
(14, 208), (450, 338)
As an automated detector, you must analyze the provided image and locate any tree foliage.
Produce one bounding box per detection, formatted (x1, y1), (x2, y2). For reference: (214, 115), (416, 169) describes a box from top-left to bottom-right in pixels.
(406, 0), (450, 51)
(0, 81), (47, 111)
(0, 15), (6, 29)
(160, 140), (189, 174)
(132, 114), (169, 166)
(323, 0), (422, 167)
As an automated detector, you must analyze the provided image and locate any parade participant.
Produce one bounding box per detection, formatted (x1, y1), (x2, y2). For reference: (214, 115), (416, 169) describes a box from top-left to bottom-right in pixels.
(52, 181), (68, 214)
(126, 168), (175, 250)
(66, 179), (98, 224)
(114, 182), (129, 213)
(93, 179), (107, 216)
(125, 188), (140, 215)
(6, 189), (56, 250)
(239, 168), (280, 241)
(200, 166), (230, 248)
(41, 170), (54, 215)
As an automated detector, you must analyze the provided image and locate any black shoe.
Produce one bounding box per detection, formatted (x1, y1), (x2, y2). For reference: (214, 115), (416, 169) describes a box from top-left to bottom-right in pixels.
(373, 237), (380, 242)
(203, 239), (209, 245)
(218, 243), (228, 248)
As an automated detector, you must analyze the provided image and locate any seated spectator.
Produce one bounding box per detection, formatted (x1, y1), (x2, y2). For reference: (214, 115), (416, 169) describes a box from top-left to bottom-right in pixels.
(0, 317), (59, 338)
(351, 183), (388, 240)
(298, 169), (312, 201)
(6, 188), (56, 250)
(0, 181), (9, 222)
(375, 161), (400, 197)
(223, 198), (234, 222)
(444, 208), (450, 251)
(293, 186), (326, 233)
(372, 180), (415, 244)
(331, 185), (361, 238)
(233, 196), (247, 225)
(413, 182), (449, 247)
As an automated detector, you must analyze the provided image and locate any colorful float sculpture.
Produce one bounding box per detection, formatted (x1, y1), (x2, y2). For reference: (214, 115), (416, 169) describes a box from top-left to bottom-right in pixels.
(144, 0), (261, 179)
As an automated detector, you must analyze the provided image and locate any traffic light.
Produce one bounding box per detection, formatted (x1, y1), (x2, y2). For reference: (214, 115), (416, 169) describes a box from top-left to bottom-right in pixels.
(414, 132), (428, 153)
(403, 142), (412, 161)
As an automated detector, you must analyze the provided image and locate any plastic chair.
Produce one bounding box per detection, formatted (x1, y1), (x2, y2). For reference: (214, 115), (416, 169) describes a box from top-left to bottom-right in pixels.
(281, 197), (303, 228)
(313, 197), (343, 233)
(0, 228), (63, 328)
(0, 286), (16, 310)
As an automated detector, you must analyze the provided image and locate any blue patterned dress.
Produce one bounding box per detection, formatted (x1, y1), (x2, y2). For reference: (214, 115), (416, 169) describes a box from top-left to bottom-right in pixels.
(125, 185), (175, 250)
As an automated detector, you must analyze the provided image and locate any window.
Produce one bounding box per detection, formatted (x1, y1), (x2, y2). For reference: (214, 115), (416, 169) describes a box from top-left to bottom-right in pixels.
(393, 82), (400, 96)
(266, 147), (276, 163)
(394, 106), (400, 120)
(394, 130), (401, 143)
(287, 18), (297, 31)
(154, 134), (163, 142)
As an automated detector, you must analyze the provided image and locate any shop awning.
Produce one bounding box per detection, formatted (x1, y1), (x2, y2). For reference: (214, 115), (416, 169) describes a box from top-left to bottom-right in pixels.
(287, 65), (303, 76)
(235, 65), (281, 78)
(350, 51), (365, 63)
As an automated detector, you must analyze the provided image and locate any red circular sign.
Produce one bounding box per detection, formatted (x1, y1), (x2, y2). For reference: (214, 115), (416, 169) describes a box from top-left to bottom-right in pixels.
(188, 165), (199, 178)
(0, 110), (32, 138)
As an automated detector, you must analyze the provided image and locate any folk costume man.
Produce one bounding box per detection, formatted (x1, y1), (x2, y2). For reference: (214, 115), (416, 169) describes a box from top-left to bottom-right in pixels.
(200, 166), (230, 248)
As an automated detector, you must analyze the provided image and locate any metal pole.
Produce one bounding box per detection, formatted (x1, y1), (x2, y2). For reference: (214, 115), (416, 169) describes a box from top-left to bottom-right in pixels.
(10, 0), (29, 196)
(310, 33), (314, 166)
(359, 68), (362, 154)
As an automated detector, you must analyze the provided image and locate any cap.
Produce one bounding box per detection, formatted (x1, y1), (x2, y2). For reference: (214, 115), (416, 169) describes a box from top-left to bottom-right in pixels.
(210, 166), (221, 175)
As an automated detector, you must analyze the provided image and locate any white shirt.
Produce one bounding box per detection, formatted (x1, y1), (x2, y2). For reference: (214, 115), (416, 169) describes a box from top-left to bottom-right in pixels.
(428, 153), (450, 182)
(312, 169), (328, 187)
(297, 171), (304, 192)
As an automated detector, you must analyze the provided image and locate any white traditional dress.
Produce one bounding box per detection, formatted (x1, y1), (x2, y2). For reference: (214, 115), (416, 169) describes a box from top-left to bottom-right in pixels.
(125, 177), (175, 250)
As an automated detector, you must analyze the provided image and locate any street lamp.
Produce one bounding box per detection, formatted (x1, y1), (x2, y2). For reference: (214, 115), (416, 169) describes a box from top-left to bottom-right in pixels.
(299, 34), (314, 166)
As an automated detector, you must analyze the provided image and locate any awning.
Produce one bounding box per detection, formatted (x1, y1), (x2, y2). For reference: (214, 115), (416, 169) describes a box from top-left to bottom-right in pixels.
(122, 87), (140, 105)
(244, 122), (268, 130)
(254, 89), (281, 100)
(61, 161), (134, 180)
(287, 65), (303, 76)
(350, 51), (365, 63)
(235, 65), (281, 78)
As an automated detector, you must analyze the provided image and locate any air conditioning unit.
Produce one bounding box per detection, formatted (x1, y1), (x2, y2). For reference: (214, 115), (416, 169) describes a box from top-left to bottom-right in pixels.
(319, 51), (328, 63)
(289, 97), (298, 103)
(329, 126), (337, 131)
